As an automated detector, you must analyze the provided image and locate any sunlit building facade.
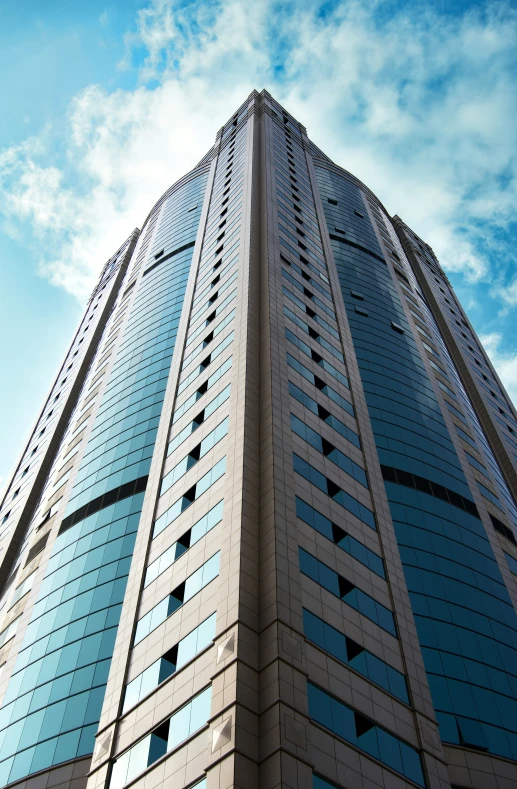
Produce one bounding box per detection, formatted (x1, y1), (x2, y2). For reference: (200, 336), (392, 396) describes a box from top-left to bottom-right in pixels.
(0, 90), (516, 789)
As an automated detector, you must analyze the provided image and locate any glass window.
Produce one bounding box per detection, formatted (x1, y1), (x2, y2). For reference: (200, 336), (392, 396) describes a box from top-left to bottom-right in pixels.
(291, 414), (367, 488)
(286, 331), (348, 388)
(303, 609), (408, 703)
(281, 269), (336, 319)
(168, 386), (231, 455)
(288, 382), (358, 445)
(123, 614), (216, 713)
(284, 306), (344, 363)
(280, 257), (332, 301)
(134, 554), (220, 645)
(283, 287), (339, 339)
(185, 288), (237, 348)
(287, 356), (352, 423)
(313, 776), (339, 789)
(181, 310), (235, 371)
(177, 332), (234, 395)
(0, 617), (21, 649)
(299, 548), (396, 636)
(9, 572), (36, 610)
(172, 357), (232, 424)
(296, 498), (384, 578)
(477, 481), (501, 508)
(154, 458), (226, 538)
(111, 686), (211, 789)
(146, 501), (223, 586)
(307, 682), (424, 786)
(504, 551), (517, 576)
(293, 454), (376, 530)
(161, 417), (228, 495)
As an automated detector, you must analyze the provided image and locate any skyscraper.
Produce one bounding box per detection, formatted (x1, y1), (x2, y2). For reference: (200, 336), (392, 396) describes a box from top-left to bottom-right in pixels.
(0, 89), (516, 789)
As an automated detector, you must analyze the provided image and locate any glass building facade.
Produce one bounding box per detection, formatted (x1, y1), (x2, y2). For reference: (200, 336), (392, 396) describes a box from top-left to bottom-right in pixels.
(0, 91), (516, 789)
(316, 170), (517, 760)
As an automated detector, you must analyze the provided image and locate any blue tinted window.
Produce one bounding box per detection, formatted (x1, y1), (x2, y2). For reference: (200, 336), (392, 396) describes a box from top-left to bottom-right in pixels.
(161, 417), (229, 494)
(307, 682), (424, 786)
(505, 552), (517, 576)
(153, 458), (226, 538)
(313, 777), (339, 789)
(299, 548), (396, 636)
(316, 166), (517, 762)
(303, 609), (408, 703)
(146, 501), (223, 586)
(124, 614), (216, 712)
(291, 415), (367, 488)
(0, 171), (209, 785)
(293, 454), (376, 530)
(288, 382), (357, 444)
(111, 686), (211, 789)
(134, 554), (220, 645)
(296, 498), (384, 578)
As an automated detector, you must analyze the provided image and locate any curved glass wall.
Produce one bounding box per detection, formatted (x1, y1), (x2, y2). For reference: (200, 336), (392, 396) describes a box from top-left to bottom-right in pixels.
(0, 169), (209, 785)
(384, 214), (517, 531)
(316, 166), (517, 761)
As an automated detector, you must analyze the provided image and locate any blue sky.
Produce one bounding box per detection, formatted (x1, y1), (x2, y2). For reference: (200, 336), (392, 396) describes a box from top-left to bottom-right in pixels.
(1, 0), (517, 490)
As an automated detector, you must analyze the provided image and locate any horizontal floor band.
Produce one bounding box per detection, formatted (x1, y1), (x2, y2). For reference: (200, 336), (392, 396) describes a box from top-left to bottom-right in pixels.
(142, 241), (196, 278)
(381, 465), (480, 519)
(59, 476), (148, 535)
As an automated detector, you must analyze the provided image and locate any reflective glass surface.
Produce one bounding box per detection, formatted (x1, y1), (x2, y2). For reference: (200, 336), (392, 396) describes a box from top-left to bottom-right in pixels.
(505, 552), (517, 576)
(0, 494), (144, 785)
(293, 454), (376, 530)
(153, 457), (226, 539)
(316, 167), (517, 760)
(161, 418), (228, 495)
(134, 553), (220, 645)
(291, 414), (367, 488)
(313, 775), (339, 789)
(299, 548), (396, 636)
(288, 381), (358, 446)
(110, 686), (211, 789)
(296, 498), (384, 578)
(0, 170), (209, 784)
(123, 614), (216, 712)
(303, 609), (408, 703)
(145, 500), (223, 587)
(308, 682), (424, 786)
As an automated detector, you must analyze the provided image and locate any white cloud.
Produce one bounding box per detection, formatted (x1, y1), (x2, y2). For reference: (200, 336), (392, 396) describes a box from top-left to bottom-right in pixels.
(492, 278), (517, 309)
(480, 333), (517, 405)
(1, 0), (517, 302)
